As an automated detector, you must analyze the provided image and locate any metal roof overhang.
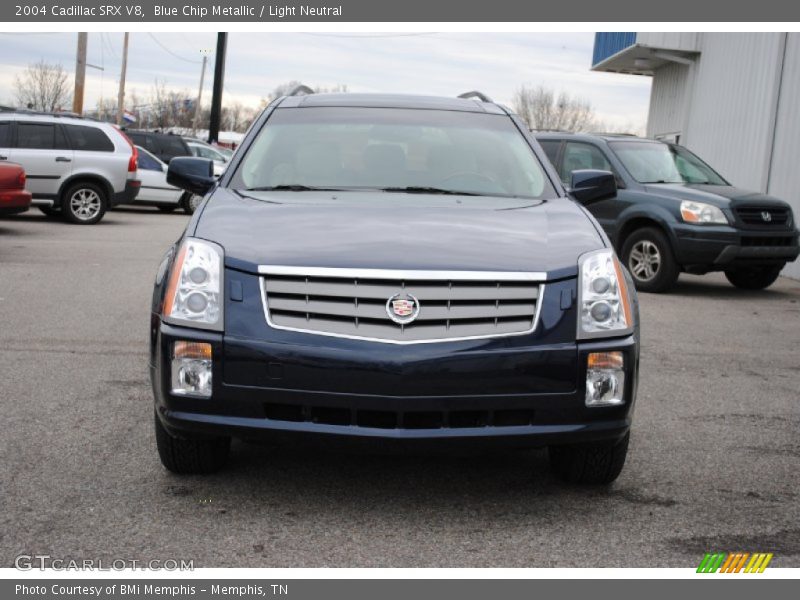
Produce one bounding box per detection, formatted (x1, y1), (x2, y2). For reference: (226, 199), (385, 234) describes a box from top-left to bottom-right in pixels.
(592, 44), (698, 76)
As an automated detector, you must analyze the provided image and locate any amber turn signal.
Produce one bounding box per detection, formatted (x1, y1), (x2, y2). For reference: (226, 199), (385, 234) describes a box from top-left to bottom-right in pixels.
(173, 341), (212, 360)
(587, 351), (624, 370)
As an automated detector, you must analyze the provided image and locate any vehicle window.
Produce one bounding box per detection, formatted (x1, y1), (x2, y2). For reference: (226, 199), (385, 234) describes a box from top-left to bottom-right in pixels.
(137, 150), (162, 171)
(233, 107), (553, 200)
(190, 144), (222, 160)
(64, 124), (114, 152)
(609, 141), (728, 185)
(126, 132), (151, 152)
(16, 123), (65, 150)
(158, 136), (188, 157)
(538, 140), (561, 169)
(560, 142), (613, 184)
(0, 121), (10, 147)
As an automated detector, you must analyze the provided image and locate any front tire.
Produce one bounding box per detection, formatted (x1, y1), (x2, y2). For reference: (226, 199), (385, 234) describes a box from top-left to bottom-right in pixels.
(621, 227), (679, 293)
(62, 182), (107, 225)
(725, 264), (783, 290)
(549, 433), (630, 485)
(154, 410), (231, 474)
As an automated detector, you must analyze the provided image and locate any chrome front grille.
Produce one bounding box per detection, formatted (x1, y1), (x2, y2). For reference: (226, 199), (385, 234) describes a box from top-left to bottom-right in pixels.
(259, 266), (545, 344)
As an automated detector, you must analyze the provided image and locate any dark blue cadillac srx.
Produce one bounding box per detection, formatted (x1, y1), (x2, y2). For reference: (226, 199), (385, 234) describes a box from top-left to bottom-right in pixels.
(151, 91), (641, 484)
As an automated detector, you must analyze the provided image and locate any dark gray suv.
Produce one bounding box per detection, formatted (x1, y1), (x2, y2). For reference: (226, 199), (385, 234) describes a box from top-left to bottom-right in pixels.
(536, 133), (800, 292)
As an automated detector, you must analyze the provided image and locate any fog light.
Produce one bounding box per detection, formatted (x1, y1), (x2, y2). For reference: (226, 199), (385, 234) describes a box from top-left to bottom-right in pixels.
(586, 351), (625, 407)
(171, 341), (212, 398)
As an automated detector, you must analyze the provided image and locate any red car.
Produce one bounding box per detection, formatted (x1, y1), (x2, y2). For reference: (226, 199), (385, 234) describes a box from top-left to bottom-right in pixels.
(0, 162), (32, 215)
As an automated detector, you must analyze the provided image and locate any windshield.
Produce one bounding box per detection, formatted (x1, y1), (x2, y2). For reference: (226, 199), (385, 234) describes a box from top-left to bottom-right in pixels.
(609, 141), (728, 185)
(230, 107), (554, 199)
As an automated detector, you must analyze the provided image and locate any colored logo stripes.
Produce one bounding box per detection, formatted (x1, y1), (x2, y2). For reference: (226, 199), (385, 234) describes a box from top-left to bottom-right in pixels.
(697, 552), (773, 573)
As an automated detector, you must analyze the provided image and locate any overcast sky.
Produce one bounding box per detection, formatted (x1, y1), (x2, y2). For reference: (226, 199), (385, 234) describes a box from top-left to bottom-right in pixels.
(0, 32), (650, 129)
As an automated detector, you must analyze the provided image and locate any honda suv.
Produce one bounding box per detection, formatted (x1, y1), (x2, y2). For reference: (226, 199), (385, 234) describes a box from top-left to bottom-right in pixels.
(151, 91), (640, 485)
(0, 111), (140, 224)
(535, 133), (800, 292)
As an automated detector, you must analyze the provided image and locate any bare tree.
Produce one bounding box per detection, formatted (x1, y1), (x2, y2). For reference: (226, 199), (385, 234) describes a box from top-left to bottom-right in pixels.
(223, 101), (245, 132)
(513, 85), (597, 132)
(150, 80), (194, 129)
(14, 60), (72, 112)
(270, 80), (305, 100)
(269, 81), (348, 102)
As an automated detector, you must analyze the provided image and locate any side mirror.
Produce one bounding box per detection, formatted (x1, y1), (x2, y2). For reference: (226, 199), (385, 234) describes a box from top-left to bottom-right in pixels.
(569, 169), (617, 205)
(167, 157), (216, 195)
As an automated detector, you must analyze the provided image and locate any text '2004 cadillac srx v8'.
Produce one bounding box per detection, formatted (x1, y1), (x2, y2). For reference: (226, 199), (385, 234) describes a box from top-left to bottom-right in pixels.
(151, 90), (641, 484)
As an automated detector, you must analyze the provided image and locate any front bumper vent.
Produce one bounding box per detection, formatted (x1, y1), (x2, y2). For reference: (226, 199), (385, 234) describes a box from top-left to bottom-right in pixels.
(263, 402), (536, 429)
(259, 266), (544, 344)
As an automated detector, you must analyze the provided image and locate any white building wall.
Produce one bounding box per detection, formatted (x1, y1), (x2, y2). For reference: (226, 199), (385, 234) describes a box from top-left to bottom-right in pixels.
(766, 32), (800, 279)
(637, 32), (700, 53)
(682, 33), (784, 191)
(647, 61), (691, 140)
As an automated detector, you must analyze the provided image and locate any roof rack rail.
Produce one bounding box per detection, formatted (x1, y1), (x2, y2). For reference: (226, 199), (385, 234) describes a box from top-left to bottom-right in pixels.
(589, 132), (640, 137)
(458, 91), (493, 103)
(0, 107), (90, 120)
(288, 85), (315, 97)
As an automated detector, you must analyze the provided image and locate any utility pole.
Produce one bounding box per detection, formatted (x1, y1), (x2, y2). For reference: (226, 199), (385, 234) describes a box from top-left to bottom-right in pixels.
(116, 32), (129, 126)
(191, 50), (210, 137)
(73, 32), (88, 114)
(208, 32), (227, 144)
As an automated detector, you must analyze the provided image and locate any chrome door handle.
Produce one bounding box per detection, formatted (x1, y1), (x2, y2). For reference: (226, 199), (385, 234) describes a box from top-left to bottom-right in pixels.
(55, 156), (72, 162)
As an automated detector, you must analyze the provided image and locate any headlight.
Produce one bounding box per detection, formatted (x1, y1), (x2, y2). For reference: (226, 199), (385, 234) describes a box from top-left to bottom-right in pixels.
(577, 249), (634, 339)
(162, 238), (224, 331)
(680, 200), (728, 225)
(171, 341), (213, 397)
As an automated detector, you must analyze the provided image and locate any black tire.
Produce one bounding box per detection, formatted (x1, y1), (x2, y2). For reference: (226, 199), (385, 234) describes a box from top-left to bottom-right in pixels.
(621, 227), (679, 293)
(549, 433), (630, 485)
(157, 205), (177, 213)
(61, 181), (108, 225)
(181, 192), (203, 215)
(725, 264), (784, 290)
(38, 206), (62, 218)
(154, 410), (231, 474)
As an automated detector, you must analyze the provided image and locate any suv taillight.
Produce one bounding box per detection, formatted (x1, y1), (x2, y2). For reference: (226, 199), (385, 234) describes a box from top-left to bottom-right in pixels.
(115, 125), (138, 173)
(128, 148), (138, 173)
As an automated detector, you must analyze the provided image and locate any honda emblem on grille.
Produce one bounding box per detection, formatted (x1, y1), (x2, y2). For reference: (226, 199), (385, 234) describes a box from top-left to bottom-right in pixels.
(386, 293), (420, 325)
(761, 211), (772, 222)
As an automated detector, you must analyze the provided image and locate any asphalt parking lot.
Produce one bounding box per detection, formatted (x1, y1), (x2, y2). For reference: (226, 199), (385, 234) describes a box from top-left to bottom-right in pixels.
(1, 208), (799, 568)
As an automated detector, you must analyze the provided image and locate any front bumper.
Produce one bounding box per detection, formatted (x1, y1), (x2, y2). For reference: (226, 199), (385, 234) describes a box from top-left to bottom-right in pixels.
(111, 179), (141, 207)
(151, 321), (639, 449)
(672, 224), (799, 271)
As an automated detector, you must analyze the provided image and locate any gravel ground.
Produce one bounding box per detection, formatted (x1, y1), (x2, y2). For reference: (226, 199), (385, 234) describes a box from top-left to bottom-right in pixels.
(1, 207), (798, 568)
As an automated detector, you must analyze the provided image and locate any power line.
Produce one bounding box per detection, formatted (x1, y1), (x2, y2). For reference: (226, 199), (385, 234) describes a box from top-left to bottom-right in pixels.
(102, 32), (118, 59)
(300, 32), (437, 39)
(147, 33), (202, 64)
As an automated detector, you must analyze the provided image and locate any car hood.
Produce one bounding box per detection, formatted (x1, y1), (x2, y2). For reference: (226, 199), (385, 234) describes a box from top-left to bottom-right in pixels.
(193, 189), (604, 279)
(643, 183), (792, 209)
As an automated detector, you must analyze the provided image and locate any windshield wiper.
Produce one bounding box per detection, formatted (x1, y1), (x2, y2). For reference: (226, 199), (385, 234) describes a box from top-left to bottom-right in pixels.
(379, 186), (482, 196)
(243, 184), (344, 192)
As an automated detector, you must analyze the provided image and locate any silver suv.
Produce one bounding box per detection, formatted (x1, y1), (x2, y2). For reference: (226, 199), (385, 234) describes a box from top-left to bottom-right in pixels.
(0, 111), (140, 224)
